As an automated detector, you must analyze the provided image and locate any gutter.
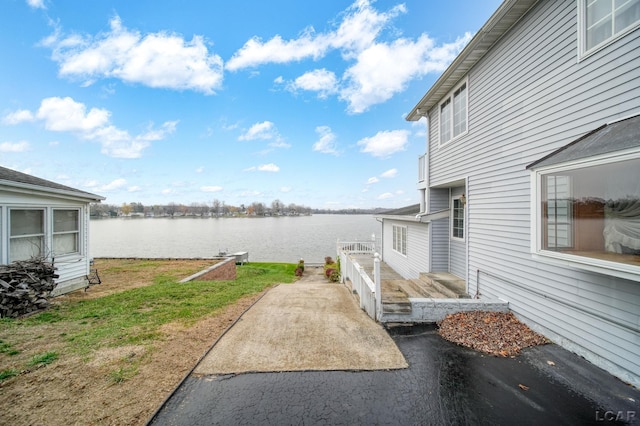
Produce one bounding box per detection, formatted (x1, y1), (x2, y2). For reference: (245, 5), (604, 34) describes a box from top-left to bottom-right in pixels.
(415, 208), (450, 223)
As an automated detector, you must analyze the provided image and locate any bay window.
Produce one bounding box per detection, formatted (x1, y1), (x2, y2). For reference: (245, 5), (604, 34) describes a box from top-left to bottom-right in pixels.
(536, 156), (640, 271)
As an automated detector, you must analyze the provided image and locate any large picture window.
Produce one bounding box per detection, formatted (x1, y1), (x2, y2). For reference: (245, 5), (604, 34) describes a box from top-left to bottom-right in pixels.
(53, 209), (80, 256)
(537, 157), (640, 269)
(10, 209), (45, 262)
(392, 224), (407, 256)
(580, 0), (640, 56)
(439, 80), (467, 145)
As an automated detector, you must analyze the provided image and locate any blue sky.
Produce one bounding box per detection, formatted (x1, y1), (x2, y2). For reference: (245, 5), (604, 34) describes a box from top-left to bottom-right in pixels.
(1, 0), (502, 209)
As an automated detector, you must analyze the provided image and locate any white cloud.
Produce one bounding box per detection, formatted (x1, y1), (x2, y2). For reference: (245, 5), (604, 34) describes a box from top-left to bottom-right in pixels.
(36, 96), (110, 132)
(377, 192), (394, 200)
(7, 97), (177, 159)
(43, 16), (223, 94)
(380, 168), (397, 178)
(340, 34), (471, 113)
(201, 185), (223, 192)
(26, 0), (46, 9)
(2, 109), (34, 125)
(195, 167), (204, 173)
(0, 141), (30, 153)
(227, 0), (403, 71)
(128, 186), (141, 192)
(239, 121), (277, 141)
(312, 126), (338, 155)
(99, 178), (127, 192)
(244, 163), (280, 172)
(226, 0), (469, 113)
(367, 177), (379, 184)
(258, 163), (280, 172)
(357, 129), (409, 158)
(280, 186), (292, 193)
(240, 190), (262, 197)
(289, 69), (338, 99)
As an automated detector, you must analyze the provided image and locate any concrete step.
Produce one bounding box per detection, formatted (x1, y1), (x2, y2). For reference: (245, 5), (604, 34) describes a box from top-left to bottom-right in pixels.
(382, 302), (412, 314)
(381, 280), (412, 314)
(408, 279), (449, 298)
(419, 272), (470, 299)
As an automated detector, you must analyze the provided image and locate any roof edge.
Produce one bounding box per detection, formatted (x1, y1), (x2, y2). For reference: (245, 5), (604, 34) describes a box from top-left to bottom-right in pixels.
(406, 0), (540, 121)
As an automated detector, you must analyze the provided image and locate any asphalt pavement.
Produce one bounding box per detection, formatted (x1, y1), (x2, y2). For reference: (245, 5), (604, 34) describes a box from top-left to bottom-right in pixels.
(149, 323), (639, 425)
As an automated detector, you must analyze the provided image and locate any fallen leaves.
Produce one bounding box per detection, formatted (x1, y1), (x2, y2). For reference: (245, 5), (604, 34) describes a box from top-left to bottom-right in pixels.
(437, 311), (549, 357)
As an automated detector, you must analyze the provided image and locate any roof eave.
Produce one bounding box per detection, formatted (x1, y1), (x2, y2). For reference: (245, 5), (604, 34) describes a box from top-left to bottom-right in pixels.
(0, 180), (105, 202)
(406, 0), (540, 122)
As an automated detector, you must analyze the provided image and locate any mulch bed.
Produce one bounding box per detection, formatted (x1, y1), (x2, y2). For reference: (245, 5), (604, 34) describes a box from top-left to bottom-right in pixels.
(438, 311), (549, 357)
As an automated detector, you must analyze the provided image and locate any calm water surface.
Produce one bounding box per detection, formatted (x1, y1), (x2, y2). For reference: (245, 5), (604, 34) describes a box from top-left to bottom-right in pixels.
(90, 215), (380, 263)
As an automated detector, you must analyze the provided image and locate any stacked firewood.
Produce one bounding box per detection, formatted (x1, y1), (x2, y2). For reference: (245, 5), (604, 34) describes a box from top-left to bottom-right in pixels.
(0, 258), (58, 318)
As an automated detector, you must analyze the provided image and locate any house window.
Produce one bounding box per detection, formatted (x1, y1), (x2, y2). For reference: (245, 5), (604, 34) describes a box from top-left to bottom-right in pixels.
(536, 156), (640, 269)
(439, 81), (468, 145)
(544, 175), (573, 249)
(392, 224), (407, 256)
(452, 196), (465, 239)
(9, 209), (45, 262)
(580, 0), (640, 56)
(53, 209), (80, 256)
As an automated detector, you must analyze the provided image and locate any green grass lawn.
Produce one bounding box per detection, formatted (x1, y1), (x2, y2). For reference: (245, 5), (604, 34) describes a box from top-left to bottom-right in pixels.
(0, 262), (296, 380)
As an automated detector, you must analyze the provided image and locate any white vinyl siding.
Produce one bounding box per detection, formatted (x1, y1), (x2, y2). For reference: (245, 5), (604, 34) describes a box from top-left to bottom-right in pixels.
(426, 0), (640, 386)
(383, 220), (429, 279)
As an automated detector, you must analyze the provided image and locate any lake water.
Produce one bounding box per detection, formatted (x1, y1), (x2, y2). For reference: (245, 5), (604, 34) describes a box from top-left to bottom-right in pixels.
(90, 215), (380, 263)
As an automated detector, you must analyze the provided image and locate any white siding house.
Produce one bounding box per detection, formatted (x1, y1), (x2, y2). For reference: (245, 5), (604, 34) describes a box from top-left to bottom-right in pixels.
(0, 166), (104, 295)
(384, 0), (640, 387)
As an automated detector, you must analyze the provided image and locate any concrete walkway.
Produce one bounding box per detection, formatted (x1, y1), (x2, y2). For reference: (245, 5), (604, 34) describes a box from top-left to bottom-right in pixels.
(194, 266), (407, 375)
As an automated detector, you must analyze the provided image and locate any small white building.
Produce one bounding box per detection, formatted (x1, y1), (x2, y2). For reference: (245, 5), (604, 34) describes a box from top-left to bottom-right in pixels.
(0, 166), (104, 295)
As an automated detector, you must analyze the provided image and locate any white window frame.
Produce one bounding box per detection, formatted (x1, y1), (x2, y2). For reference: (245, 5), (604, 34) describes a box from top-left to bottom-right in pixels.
(392, 224), (407, 256)
(451, 195), (466, 241)
(438, 78), (468, 147)
(52, 208), (81, 257)
(530, 148), (640, 281)
(9, 208), (46, 262)
(578, 0), (640, 60)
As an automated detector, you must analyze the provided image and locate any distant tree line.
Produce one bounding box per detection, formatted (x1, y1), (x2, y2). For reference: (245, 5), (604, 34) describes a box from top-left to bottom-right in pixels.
(90, 199), (386, 218)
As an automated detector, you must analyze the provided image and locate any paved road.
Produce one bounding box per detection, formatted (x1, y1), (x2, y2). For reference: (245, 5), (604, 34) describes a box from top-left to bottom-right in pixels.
(149, 324), (639, 425)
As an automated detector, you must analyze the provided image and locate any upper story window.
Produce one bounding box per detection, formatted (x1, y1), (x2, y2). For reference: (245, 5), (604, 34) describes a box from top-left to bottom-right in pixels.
(580, 0), (640, 57)
(439, 80), (468, 146)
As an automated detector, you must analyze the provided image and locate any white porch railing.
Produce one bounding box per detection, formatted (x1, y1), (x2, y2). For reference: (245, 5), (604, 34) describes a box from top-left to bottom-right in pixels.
(337, 241), (381, 321)
(336, 240), (376, 254)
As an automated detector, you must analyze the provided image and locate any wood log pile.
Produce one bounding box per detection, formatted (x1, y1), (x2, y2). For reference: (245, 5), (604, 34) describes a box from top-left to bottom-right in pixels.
(0, 258), (58, 318)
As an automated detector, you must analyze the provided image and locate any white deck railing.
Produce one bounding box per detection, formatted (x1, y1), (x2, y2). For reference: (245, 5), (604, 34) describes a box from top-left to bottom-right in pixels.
(337, 241), (381, 321)
(336, 240), (376, 254)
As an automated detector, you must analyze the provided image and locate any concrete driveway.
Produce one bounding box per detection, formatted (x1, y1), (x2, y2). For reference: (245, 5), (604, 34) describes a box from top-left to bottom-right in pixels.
(148, 267), (640, 425)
